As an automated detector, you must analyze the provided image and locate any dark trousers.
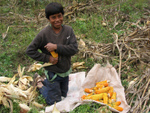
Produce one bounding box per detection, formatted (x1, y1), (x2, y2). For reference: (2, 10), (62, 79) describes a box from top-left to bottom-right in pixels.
(39, 71), (69, 105)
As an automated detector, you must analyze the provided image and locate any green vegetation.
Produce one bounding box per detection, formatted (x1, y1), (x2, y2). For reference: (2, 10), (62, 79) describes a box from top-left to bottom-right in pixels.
(0, 0), (149, 112)
(70, 102), (101, 113)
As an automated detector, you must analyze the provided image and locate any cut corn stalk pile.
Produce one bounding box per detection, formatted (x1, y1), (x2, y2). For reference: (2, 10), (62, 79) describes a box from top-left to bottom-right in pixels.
(81, 80), (123, 112)
(0, 65), (44, 113)
(125, 68), (150, 113)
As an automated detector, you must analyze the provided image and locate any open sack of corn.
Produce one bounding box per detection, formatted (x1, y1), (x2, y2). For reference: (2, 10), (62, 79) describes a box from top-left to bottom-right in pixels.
(45, 63), (130, 113)
(80, 63), (130, 113)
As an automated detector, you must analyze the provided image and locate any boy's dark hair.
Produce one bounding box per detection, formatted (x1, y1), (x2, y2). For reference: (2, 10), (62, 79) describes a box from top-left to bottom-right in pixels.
(45, 2), (64, 19)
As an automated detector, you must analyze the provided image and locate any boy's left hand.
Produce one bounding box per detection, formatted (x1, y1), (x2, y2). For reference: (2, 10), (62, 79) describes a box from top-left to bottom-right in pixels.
(49, 56), (58, 64)
(44, 43), (57, 52)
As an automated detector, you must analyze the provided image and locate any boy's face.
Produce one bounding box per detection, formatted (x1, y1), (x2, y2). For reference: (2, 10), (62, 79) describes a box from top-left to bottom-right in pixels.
(49, 13), (63, 30)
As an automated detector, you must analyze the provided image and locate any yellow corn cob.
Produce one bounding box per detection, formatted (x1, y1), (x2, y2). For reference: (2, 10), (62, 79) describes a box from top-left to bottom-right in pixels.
(108, 98), (112, 104)
(108, 86), (113, 98)
(98, 100), (103, 103)
(114, 101), (121, 106)
(96, 80), (109, 87)
(108, 102), (123, 111)
(93, 87), (98, 91)
(113, 105), (123, 111)
(95, 87), (110, 94)
(96, 84), (104, 89)
(50, 51), (58, 58)
(103, 93), (108, 104)
(84, 88), (93, 93)
(81, 95), (86, 100)
(85, 93), (103, 100)
(111, 92), (117, 103)
(87, 93), (93, 96)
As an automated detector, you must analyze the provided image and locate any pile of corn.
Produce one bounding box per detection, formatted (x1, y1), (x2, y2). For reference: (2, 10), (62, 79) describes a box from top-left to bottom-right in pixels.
(81, 80), (123, 112)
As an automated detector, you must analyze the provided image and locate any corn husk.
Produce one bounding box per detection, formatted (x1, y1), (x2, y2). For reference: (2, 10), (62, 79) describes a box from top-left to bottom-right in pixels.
(19, 103), (31, 113)
(0, 65), (44, 113)
(0, 77), (11, 82)
(32, 101), (44, 108)
(52, 102), (60, 113)
(27, 62), (52, 72)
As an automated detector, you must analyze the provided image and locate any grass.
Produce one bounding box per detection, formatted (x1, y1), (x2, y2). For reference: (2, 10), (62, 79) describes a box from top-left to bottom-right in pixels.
(70, 102), (101, 113)
(0, 0), (149, 112)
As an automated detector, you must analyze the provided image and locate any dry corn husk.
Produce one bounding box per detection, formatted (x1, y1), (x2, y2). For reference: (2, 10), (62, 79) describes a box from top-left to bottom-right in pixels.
(72, 61), (87, 70)
(0, 77), (11, 82)
(19, 103), (31, 113)
(32, 101), (44, 108)
(0, 65), (43, 112)
(52, 102), (60, 113)
(27, 62), (52, 72)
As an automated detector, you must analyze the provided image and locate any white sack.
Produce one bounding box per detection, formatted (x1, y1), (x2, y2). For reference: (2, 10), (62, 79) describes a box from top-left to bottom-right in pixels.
(45, 64), (130, 113)
(81, 64), (130, 113)
(45, 72), (85, 113)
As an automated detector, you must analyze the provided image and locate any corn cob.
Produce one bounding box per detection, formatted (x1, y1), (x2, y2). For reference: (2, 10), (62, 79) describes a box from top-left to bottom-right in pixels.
(50, 51), (58, 58)
(96, 80), (109, 87)
(84, 88), (93, 93)
(85, 93), (103, 100)
(96, 84), (104, 89)
(108, 86), (113, 98)
(114, 101), (121, 106)
(81, 95), (86, 100)
(95, 87), (110, 94)
(111, 92), (117, 103)
(113, 106), (123, 111)
(103, 93), (108, 104)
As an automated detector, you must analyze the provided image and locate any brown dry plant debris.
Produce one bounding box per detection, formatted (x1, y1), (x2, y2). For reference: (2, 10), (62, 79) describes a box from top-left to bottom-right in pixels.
(126, 68), (150, 113)
(78, 19), (150, 71)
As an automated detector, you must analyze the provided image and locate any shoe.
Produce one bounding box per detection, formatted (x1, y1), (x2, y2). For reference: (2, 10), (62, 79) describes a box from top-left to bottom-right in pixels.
(32, 73), (44, 88)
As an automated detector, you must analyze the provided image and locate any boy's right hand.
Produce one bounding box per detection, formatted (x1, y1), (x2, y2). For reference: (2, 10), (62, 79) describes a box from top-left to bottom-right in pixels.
(49, 56), (58, 65)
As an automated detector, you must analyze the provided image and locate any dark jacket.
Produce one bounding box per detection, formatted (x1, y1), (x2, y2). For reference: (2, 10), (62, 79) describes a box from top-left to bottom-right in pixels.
(26, 25), (78, 73)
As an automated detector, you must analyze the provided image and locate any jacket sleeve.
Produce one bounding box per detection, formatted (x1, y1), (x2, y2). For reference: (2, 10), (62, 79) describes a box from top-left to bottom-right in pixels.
(56, 28), (78, 56)
(26, 34), (50, 63)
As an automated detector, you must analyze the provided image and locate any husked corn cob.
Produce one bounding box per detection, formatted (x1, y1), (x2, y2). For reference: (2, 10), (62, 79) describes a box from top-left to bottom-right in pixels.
(81, 95), (86, 100)
(111, 92), (117, 103)
(108, 86), (113, 98)
(113, 105), (123, 111)
(50, 51), (58, 58)
(108, 98), (112, 104)
(95, 87), (110, 94)
(84, 88), (93, 93)
(85, 93), (103, 100)
(103, 93), (108, 104)
(96, 84), (104, 89)
(114, 101), (121, 106)
(96, 80), (109, 87)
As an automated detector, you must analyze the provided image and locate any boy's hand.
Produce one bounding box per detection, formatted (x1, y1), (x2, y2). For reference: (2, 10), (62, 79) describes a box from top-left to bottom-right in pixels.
(49, 56), (58, 65)
(44, 43), (57, 52)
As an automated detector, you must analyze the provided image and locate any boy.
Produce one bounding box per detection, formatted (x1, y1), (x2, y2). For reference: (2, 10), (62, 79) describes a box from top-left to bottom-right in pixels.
(26, 2), (78, 105)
